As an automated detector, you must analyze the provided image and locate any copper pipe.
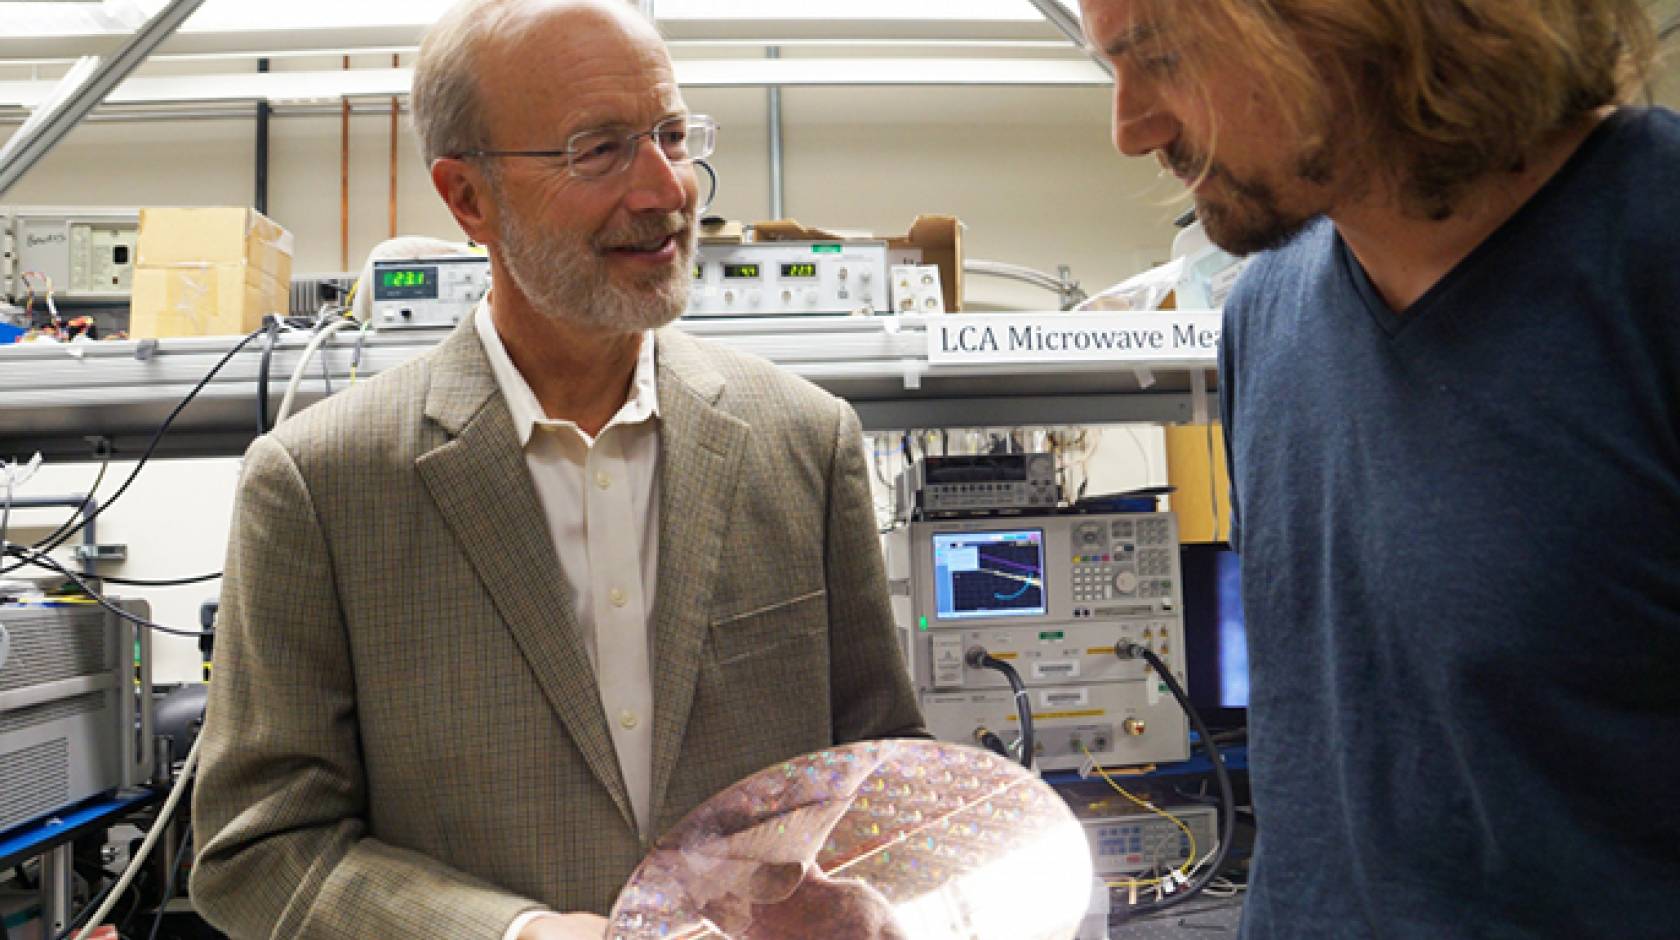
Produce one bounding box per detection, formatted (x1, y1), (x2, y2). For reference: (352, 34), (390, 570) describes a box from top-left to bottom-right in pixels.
(340, 54), (350, 271)
(389, 53), (399, 238)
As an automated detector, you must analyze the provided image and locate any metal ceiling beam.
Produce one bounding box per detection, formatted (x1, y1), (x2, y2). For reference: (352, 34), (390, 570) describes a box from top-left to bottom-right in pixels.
(0, 58), (1109, 111)
(1024, 0), (1112, 78)
(767, 47), (785, 219)
(0, 0), (206, 198)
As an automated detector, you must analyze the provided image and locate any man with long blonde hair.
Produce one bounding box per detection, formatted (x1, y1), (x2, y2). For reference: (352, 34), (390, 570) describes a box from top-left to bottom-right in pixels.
(1080, 1), (1678, 935)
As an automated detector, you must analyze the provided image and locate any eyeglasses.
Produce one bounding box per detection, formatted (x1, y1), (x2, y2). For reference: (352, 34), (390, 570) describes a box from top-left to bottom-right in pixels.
(452, 114), (718, 179)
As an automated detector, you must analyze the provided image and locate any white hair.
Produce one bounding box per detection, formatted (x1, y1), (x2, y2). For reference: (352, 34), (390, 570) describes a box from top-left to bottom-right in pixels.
(410, 0), (659, 163)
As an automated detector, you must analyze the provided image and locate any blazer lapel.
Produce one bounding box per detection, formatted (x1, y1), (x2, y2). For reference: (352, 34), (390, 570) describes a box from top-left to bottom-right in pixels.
(413, 323), (635, 831)
(646, 329), (749, 828)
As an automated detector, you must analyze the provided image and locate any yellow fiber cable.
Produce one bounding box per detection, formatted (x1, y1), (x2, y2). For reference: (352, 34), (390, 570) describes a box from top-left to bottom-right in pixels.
(1077, 742), (1198, 890)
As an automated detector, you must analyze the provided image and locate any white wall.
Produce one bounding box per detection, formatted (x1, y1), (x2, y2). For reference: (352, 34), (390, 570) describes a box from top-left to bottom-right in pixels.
(5, 458), (241, 683)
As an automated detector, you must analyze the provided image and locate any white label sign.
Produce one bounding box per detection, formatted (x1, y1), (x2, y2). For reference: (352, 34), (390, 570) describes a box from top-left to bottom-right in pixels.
(1032, 660), (1081, 680)
(1039, 687), (1090, 709)
(926, 312), (1222, 366)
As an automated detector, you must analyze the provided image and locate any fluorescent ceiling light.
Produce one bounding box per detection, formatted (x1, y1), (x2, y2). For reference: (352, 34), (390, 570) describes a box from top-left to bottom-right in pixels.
(153, 0), (455, 31)
(1, 1), (149, 33)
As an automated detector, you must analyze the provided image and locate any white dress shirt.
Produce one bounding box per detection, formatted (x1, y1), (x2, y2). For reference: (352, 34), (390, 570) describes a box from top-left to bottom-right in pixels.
(474, 302), (660, 846)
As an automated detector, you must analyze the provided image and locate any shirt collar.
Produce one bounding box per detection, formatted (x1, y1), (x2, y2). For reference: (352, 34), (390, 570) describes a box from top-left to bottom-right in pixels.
(474, 299), (661, 448)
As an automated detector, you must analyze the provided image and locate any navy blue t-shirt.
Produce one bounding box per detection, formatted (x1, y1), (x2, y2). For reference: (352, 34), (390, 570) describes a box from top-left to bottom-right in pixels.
(1219, 107), (1680, 938)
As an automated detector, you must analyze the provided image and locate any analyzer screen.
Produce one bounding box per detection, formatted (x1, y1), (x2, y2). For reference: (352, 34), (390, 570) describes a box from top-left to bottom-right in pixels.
(932, 530), (1047, 620)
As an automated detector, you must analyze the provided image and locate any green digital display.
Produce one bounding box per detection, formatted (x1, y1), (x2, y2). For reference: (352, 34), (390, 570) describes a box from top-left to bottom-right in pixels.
(692, 263), (705, 280)
(780, 262), (818, 279)
(722, 263), (760, 279)
(382, 269), (427, 288)
(373, 264), (439, 300)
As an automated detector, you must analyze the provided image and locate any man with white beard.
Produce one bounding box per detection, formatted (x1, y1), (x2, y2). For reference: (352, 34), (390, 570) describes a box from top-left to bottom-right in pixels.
(188, 3), (926, 938)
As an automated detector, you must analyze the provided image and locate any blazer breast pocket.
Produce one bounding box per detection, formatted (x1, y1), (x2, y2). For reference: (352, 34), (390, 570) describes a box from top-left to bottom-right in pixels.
(709, 589), (828, 666)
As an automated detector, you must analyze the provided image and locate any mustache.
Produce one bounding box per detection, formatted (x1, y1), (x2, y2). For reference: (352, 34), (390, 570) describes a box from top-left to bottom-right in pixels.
(1159, 142), (1216, 182)
(598, 212), (690, 250)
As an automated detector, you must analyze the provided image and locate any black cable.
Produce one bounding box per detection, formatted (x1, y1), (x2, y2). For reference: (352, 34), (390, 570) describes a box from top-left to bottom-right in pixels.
(111, 867), (150, 940)
(256, 316), (281, 435)
(966, 646), (1034, 770)
(0, 326), (268, 575)
(1, 546), (220, 586)
(51, 870), (120, 940)
(13, 450), (110, 564)
(1209, 727), (1248, 746)
(16, 550), (211, 638)
(144, 826), (193, 940)
(73, 571), (221, 587)
(1112, 641), (1235, 917)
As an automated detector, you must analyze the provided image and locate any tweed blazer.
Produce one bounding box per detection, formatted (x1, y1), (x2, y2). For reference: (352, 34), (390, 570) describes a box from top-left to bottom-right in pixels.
(189, 321), (926, 939)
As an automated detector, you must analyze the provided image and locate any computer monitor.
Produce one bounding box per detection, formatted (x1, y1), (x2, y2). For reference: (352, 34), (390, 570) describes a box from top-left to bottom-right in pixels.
(930, 529), (1048, 620)
(1179, 543), (1248, 728)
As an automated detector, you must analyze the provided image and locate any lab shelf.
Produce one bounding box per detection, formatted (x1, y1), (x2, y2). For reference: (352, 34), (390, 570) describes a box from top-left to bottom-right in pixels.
(0, 313), (1220, 460)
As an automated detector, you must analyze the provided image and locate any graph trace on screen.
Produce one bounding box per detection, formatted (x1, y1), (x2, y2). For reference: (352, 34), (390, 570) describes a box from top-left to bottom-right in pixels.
(934, 530), (1048, 619)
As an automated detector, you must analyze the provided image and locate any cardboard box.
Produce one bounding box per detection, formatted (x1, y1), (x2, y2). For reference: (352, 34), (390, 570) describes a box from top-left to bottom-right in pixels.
(135, 206), (294, 279)
(128, 262), (288, 338)
(752, 215), (964, 312)
(1165, 422), (1231, 543)
(129, 207), (293, 337)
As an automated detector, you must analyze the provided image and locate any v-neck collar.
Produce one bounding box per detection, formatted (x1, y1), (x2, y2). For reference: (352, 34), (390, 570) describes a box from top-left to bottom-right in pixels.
(1332, 107), (1630, 339)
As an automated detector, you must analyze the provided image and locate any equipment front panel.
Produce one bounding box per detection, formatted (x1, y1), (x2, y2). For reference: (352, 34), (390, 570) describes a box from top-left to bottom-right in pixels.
(895, 513), (1190, 771)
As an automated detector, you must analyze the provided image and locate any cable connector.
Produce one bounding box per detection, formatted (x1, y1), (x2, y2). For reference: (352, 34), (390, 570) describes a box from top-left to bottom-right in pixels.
(972, 726), (1008, 760)
(965, 645), (1034, 770)
(1114, 641), (1148, 660)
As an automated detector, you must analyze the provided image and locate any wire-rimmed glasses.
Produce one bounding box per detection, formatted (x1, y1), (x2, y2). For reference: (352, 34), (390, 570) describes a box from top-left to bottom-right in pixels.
(452, 114), (718, 179)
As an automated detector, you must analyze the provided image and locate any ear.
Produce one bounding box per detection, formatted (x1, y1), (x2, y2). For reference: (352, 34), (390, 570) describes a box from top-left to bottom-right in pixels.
(430, 157), (496, 245)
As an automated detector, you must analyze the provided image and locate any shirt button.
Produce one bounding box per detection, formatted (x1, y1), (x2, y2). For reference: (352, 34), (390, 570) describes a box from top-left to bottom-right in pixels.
(595, 471), (611, 490)
(609, 587), (627, 607)
(619, 709), (640, 730)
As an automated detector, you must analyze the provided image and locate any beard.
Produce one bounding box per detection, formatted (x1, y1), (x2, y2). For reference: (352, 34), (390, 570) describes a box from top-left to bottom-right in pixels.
(1167, 142), (1334, 257)
(491, 188), (695, 334)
